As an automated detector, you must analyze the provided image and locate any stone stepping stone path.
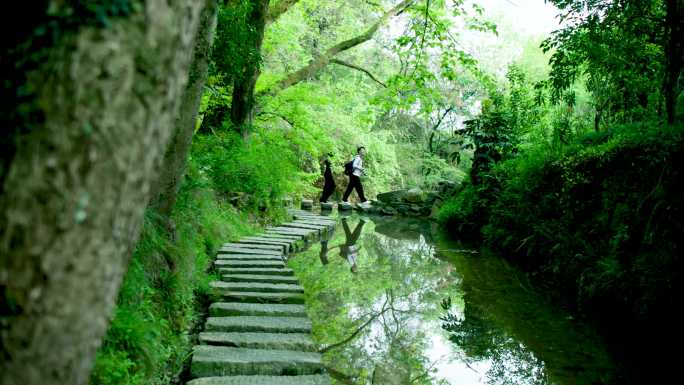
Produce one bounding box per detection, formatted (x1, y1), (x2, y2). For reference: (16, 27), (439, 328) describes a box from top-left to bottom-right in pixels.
(187, 212), (336, 384)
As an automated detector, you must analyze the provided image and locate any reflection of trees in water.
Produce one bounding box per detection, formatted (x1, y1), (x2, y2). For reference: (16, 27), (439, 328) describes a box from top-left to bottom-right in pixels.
(441, 298), (550, 385)
(305, 224), (457, 385)
(322, 289), (444, 384)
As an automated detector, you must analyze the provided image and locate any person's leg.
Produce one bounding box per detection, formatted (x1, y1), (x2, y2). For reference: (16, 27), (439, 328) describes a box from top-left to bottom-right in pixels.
(353, 176), (367, 202)
(346, 175), (359, 201)
(321, 181), (335, 202)
(349, 220), (366, 244)
(342, 177), (354, 202)
(342, 218), (352, 240)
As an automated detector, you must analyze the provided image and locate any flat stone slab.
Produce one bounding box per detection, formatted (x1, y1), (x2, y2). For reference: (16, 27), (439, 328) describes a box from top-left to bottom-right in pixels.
(338, 202), (353, 211)
(218, 291), (305, 304)
(215, 254), (283, 261)
(264, 230), (307, 240)
(211, 281), (304, 294)
(191, 346), (324, 377)
(209, 302), (306, 317)
(292, 213), (335, 220)
(199, 332), (316, 351)
(187, 375), (331, 385)
(266, 227), (314, 235)
(240, 236), (295, 244)
(294, 218), (334, 225)
(236, 239), (292, 251)
(218, 247), (283, 256)
(218, 267), (294, 276)
(215, 260), (285, 269)
(205, 316), (312, 333)
(223, 243), (284, 251)
(281, 223), (323, 232)
(255, 233), (302, 241)
(221, 274), (299, 285)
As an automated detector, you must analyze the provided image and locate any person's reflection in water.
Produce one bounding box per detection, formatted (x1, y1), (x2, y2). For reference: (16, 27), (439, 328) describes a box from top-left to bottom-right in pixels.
(339, 217), (366, 274)
(318, 217), (366, 273)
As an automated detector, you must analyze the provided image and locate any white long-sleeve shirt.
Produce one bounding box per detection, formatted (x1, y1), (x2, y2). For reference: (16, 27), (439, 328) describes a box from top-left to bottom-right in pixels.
(352, 155), (363, 177)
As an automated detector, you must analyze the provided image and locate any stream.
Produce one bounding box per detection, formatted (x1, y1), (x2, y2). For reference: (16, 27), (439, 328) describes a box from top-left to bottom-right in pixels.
(287, 213), (625, 385)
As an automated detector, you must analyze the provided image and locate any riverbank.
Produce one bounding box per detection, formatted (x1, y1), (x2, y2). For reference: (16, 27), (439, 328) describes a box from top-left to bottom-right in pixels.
(438, 122), (684, 381)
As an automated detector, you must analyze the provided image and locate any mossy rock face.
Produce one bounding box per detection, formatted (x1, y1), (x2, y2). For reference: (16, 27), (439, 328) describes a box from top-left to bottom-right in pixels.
(403, 188), (425, 203)
(377, 190), (406, 203)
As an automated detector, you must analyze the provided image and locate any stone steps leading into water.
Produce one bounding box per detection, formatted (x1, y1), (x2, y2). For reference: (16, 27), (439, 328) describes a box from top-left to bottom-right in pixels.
(215, 254), (283, 261)
(188, 211), (335, 384)
(210, 281), (304, 294)
(236, 239), (295, 252)
(209, 302), (307, 317)
(199, 331), (316, 351)
(217, 291), (305, 304)
(215, 260), (285, 269)
(190, 346), (325, 377)
(187, 375), (331, 385)
(205, 316), (312, 334)
(217, 267), (294, 276)
(218, 247), (283, 256)
(222, 242), (284, 251)
(252, 233), (302, 241)
(221, 274), (300, 284)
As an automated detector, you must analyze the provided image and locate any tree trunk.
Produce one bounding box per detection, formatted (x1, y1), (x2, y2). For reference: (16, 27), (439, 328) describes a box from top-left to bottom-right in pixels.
(0, 1), (205, 385)
(664, 0), (683, 124)
(150, 0), (219, 234)
(230, 0), (270, 135)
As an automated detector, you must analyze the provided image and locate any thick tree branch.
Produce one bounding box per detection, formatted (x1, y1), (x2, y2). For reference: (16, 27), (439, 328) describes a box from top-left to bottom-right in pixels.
(266, 0), (300, 25)
(319, 296), (390, 353)
(331, 58), (387, 87)
(259, 0), (416, 97)
(431, 106), (454, 131)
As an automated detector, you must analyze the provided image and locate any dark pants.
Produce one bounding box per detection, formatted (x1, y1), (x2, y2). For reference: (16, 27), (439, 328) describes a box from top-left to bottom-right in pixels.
(321, 180), (335, 202)
(320, 165), (336, 202)
(342, 175), (366, 202)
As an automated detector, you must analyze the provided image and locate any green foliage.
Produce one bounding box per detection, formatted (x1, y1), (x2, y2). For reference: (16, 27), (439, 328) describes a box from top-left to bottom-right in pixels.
(441, 122), (684, 326)
(541, 0), (666, 125)
(192, 128), (316, 207)
(212, 0), (262, 82)
(90, 155), (256, 385)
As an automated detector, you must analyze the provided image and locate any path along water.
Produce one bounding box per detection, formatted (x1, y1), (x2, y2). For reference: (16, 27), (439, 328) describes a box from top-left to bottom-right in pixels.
(288, 213), (626, 385)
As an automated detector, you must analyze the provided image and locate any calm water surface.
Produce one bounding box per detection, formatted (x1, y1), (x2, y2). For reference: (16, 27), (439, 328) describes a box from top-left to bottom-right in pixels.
(287, 214), (623, 385)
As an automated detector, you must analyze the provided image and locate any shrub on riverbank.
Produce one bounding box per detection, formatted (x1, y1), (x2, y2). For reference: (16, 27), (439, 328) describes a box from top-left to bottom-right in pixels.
(439, 122), (683, 330)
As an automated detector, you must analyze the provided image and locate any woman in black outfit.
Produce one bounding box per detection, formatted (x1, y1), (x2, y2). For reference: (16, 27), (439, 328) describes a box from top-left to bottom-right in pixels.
(320, 153), (336, 203)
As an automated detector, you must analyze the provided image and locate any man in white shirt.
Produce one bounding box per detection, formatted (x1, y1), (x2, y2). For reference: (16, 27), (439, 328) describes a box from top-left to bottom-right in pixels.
(342, 146), (368, 204)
